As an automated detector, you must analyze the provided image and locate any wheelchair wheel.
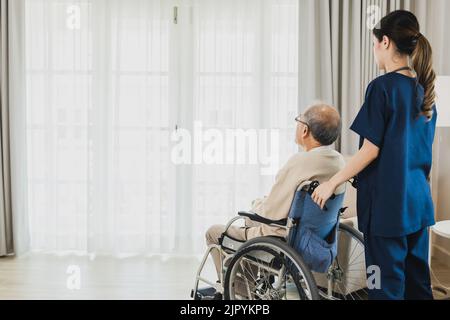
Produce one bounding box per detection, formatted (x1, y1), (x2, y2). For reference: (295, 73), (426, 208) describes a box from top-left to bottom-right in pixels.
(224, 237), (320, 300)
(318, 223), (368, 300)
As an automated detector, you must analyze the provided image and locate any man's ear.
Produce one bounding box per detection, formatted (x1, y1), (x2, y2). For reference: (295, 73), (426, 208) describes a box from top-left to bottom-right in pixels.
(302, 126), (309, 139)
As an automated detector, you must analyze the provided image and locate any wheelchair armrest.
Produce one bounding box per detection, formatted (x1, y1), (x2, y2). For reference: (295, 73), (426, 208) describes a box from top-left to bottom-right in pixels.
(238, 211), (288, 227)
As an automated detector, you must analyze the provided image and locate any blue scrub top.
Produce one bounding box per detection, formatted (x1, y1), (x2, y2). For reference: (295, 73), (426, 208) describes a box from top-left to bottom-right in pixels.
(350, 72), (437, 237)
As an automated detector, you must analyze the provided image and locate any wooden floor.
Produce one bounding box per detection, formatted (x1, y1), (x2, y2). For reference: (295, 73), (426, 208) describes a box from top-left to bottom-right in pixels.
(0, 254), (449, 300)
(0, 253), (216, 300)
(430, 259), (450, 300)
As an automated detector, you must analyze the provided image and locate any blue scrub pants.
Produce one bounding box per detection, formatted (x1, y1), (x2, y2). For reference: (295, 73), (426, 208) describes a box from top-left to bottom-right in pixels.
(364, 228), (433, 300)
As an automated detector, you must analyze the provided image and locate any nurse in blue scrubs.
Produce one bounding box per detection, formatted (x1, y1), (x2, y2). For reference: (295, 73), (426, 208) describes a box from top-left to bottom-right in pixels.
(311, 10), (437, 300)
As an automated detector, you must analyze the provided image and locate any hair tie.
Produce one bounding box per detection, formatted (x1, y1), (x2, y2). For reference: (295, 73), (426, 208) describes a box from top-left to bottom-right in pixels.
(411, 33), (422, 46)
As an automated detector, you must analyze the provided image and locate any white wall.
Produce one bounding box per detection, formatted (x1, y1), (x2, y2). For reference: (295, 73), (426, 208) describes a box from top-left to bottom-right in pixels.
(432, 128), (450, 265)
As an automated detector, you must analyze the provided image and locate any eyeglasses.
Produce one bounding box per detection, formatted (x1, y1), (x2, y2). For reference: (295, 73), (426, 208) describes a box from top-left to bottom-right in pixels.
(295, 115), (310, 129)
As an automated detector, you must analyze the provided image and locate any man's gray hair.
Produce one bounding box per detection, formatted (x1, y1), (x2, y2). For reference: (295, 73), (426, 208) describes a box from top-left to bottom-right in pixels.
(304, 104), (342, 146)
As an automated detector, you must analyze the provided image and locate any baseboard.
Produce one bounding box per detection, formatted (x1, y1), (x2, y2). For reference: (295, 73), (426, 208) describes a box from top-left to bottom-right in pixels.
(433, 244), (450, 267)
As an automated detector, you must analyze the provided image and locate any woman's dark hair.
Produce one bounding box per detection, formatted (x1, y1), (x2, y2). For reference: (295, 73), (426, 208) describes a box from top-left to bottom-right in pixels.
(373, 10), (436, 121)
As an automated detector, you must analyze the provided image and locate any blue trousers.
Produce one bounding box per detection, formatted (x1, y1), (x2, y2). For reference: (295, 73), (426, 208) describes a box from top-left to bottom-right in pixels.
(364, 228), (433, 300)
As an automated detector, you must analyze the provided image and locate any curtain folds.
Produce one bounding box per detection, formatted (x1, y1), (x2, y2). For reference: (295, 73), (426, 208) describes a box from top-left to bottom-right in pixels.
(0, 0), (14, 257)
(1, 0), (28, 257)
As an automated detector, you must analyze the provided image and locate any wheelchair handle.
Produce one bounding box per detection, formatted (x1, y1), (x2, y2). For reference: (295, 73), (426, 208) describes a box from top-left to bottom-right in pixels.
(349, 176), (358, 189)
(307, 181), (336, 211)
(307, 181), (336, 200)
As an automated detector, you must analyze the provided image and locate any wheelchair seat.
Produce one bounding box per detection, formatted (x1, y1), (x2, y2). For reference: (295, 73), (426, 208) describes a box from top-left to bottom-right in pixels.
(220, 233), (246, 253)
(219, 211), (288, 254)
(220, 232), (286, 255)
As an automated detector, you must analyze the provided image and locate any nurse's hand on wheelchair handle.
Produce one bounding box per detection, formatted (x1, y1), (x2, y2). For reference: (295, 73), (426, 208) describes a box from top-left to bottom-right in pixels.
(311, 181), (337, 210)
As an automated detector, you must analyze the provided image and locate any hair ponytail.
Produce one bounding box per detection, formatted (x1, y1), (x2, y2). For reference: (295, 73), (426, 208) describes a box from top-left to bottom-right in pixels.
(412, 34), (436, 121)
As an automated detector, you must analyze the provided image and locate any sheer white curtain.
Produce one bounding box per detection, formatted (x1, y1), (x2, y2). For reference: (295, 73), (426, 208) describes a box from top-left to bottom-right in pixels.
(23, 0), (299, 256)
(26, 0), (177, 255)
(187, 0), (299, 252)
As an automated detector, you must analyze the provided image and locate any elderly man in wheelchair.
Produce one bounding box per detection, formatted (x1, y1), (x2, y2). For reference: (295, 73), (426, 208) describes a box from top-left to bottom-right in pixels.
(192, 104), (367, 300)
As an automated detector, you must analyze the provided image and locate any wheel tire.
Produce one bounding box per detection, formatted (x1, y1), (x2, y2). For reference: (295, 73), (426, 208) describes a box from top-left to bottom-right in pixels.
(224, 237), (320, 300)
(339, 223), (364, 244)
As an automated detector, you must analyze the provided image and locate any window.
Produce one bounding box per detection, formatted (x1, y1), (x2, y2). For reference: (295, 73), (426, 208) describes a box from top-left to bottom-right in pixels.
(25, 0), (298, 255)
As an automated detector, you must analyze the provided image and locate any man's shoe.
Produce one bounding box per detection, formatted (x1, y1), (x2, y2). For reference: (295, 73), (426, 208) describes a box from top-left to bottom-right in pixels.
(196, 287), (223, 300)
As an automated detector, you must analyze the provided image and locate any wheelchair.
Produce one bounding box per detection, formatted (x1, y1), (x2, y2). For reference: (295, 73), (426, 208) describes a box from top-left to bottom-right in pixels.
(191, 181), (367, 300)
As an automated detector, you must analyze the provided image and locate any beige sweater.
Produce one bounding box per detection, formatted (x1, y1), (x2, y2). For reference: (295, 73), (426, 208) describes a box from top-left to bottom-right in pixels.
(246, 146), (346, 239)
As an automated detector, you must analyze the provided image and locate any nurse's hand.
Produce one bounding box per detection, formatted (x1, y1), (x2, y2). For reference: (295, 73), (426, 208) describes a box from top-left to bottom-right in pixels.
(312, 181), (337, 210)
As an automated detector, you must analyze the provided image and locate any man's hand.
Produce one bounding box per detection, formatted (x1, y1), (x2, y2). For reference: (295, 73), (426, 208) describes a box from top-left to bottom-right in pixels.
(311, 181), (337, 210)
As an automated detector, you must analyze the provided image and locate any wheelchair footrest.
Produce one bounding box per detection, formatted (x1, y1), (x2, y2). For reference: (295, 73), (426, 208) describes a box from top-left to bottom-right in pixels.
(193, 287), (223, 300)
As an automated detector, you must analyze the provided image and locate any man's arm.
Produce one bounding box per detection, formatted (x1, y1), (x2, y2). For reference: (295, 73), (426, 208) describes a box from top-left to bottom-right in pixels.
(250, 154), (308, 221)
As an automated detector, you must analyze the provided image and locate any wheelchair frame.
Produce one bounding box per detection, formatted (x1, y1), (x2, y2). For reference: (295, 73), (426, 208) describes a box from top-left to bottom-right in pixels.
(192, 214), (295, 297)
(191, 181), (366, 300)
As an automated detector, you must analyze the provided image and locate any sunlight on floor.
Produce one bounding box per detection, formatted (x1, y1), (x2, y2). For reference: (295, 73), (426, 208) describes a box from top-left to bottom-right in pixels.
(0, 253), (217, 300)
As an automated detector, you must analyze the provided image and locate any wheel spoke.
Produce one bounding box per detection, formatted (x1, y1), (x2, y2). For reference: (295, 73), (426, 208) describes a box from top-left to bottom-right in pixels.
(226, 243), (316, 300)
(321, 227), (367, 300)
